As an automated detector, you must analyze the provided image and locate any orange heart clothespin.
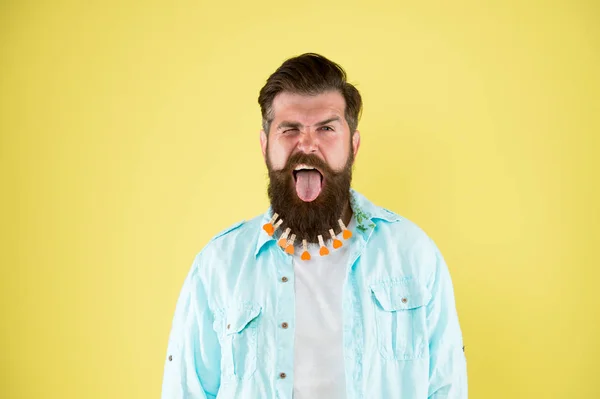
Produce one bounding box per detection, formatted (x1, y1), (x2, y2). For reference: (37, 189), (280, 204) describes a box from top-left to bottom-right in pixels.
(262, 213), (279, 236)
(329, 228), (343, 249)
(338, 219), (352, 240)
(278, 228), (291, 248)
(300, 239), (311, 260)
(317, 235), (329, 256)
(285, 234), (296, 255)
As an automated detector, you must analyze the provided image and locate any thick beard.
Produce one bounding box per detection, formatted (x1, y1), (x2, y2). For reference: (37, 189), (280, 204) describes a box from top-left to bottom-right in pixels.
(267, 150), (354, 244)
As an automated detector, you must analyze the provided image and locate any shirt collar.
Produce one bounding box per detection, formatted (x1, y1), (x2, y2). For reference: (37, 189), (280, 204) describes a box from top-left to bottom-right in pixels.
(254, 189), (400, 258)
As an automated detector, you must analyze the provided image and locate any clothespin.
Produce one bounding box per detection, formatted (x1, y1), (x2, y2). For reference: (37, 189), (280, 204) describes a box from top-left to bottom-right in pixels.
(300, 239), (311, 260)
(330, 228), (343, 249)
(338, 219), (352, 240)
(285, 234), (296, 255)
(278, 228), (291, 248)
(262, 213), (280, 236)
(317, 235), (329, 256)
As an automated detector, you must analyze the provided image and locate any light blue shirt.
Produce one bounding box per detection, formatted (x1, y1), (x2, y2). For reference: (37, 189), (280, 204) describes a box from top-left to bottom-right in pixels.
(161, 189), (468, 398)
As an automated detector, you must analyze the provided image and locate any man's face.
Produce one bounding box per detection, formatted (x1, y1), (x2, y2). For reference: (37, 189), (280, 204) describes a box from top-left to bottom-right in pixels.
(260, 90), (360, 242)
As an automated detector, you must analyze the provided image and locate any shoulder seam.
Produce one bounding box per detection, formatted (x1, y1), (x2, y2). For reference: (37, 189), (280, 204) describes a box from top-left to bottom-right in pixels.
(209, 219), (246, 242)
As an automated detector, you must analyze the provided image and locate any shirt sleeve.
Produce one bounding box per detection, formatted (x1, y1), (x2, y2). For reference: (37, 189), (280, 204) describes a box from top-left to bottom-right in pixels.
(161, 253), (221, 399)
(426, 242), (468, 398)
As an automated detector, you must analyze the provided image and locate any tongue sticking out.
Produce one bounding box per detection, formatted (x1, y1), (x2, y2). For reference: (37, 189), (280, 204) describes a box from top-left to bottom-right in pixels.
(295, 170), (322, 202)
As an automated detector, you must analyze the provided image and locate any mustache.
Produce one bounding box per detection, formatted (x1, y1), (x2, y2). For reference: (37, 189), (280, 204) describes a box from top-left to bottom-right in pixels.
(279, 153), (335, 176)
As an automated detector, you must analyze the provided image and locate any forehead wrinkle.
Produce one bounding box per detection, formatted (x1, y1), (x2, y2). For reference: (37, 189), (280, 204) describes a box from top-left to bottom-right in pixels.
(271, 92), (346, 128)
(276, 114), (343, 130)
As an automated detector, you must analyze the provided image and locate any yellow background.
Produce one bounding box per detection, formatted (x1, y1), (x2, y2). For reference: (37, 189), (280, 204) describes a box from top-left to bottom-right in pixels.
(1, 1), (598, 398)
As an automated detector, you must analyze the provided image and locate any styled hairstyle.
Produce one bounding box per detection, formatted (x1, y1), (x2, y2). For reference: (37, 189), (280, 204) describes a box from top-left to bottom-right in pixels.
(258, 53), (362, 135)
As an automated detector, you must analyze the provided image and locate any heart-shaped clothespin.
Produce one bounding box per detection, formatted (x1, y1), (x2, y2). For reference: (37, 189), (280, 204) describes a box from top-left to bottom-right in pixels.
(278, 228), (291, 248)
(317, 235), (329, 256)
(338, 219), (352, 240)
(300, 239), (311, 260)
(285, 234), (296, 255)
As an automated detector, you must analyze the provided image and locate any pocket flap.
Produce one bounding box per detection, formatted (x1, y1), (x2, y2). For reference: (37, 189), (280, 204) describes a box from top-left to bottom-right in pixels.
(370, 279), (431, 311)
(225, 303), (262, 335)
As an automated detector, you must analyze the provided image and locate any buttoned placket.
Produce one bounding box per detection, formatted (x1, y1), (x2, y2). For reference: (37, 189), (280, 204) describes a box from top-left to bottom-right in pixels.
(275, 252), (295, 399)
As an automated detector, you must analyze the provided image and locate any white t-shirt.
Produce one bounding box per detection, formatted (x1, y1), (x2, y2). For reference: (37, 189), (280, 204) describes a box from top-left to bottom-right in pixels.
(291, 215), (357, 399)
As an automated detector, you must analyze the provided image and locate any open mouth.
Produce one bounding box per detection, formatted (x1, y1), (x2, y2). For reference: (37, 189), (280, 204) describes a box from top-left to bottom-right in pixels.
(292, 164), (324, 202)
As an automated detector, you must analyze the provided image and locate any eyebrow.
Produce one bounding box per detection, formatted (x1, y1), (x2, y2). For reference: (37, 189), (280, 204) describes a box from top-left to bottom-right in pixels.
(276, 116), (342, 130)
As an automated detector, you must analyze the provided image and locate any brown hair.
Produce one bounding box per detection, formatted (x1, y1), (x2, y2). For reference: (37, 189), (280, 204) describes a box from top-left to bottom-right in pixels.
(258, 53), (362, 135)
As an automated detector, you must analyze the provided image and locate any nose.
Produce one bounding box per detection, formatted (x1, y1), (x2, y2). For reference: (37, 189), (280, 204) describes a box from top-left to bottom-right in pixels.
(297, 130), (318, 154)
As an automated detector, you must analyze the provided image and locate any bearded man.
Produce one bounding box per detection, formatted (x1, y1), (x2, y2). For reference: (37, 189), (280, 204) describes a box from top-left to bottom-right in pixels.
(161, 53), (468, 399)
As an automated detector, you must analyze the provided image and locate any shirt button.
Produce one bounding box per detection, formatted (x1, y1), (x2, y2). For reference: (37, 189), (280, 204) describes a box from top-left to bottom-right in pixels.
(281, 322), (289, 329)
(279, 372), (287, 379)
(281, 276), (288, 282)
(168, 355), (172, 361)
(227, 324), (231, 329)
(401, 297), (408, 303)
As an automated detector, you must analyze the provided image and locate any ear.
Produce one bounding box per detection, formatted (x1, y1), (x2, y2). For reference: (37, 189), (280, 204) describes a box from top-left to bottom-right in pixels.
(352, 130), (361, 158)
(260, 129), (268, 162)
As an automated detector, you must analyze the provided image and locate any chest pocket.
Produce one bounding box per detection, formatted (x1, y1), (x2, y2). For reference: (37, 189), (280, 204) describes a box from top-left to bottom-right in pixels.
(218, 302), (262, 380)
(370, 279), (431, 360)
